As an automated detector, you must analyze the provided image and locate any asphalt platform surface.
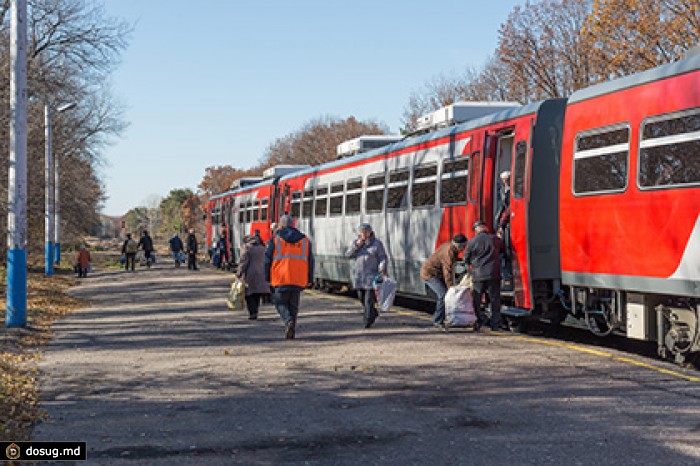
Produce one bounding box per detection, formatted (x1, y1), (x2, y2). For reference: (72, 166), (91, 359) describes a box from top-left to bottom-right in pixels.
(33, 261), (700, 465)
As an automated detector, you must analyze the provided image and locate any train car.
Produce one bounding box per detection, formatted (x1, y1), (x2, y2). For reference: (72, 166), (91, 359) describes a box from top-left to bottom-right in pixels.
(207, 179), (276, 265)
(559, 51), (700, 362)
(274, 102), (564, 299)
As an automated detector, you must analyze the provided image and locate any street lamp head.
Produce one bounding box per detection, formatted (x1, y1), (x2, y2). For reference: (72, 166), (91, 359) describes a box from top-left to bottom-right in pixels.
(56, 102), (77, 113)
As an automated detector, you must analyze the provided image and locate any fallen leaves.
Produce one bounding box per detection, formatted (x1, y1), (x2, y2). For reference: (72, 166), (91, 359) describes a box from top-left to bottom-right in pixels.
(0, 266), (87, 441)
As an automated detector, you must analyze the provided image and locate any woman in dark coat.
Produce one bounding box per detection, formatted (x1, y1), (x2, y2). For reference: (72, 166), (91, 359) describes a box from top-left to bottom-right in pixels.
(237, 235), (270, 319)
(345, 223), (388, 328)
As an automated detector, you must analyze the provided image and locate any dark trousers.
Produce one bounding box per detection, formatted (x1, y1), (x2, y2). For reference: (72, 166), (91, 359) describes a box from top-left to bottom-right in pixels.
(357, 288), (378, 327)
(472, 279), (502, 330)
(78, 266), (88, 278)
(125, 253), (136, 271)
(188, 252), (198, 270)
(245, 293), (263, 317)
(272, 289), (300, 325)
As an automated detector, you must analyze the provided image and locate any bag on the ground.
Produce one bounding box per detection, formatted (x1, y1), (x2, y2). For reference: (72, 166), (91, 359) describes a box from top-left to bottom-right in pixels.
(445, 283), (477, 327)
(373, 275), (398, 314)
(125, 239), (138, 254)
(226, 277), (245, 310)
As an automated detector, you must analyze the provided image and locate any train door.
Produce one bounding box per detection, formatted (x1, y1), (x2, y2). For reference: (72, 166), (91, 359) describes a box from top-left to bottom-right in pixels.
(492, 132), (516, 293)
(467, 132), (484, 236)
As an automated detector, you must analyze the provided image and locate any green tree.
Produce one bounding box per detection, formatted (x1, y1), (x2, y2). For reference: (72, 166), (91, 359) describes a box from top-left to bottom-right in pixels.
(159, 189), (194, 235)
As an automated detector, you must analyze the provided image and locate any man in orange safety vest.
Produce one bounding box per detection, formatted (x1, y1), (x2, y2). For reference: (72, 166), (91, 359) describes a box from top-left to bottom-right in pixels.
(264, 214), (315, 339)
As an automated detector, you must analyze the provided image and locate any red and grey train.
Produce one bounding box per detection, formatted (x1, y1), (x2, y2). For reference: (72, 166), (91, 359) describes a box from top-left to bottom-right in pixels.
(206, 50), (700, 362)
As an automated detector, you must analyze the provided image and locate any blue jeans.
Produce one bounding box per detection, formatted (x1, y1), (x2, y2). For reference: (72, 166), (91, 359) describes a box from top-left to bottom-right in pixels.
(357, 289), (378, 327)
(425, 278), (448, 325)
(272, 289), (301, 325)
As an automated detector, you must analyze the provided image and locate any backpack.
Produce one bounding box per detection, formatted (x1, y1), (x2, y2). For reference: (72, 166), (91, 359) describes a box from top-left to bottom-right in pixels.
(126, 239), (138, 254)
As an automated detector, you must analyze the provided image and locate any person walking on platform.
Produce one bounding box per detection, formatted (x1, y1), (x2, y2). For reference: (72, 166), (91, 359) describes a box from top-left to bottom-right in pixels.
(420, 234), (468, 328)
(465, 221), (504, 332)
(121, 233), (138, 272)
(169, 233), (184, 268)
(216, 233), (229, 269)
(138, 230), (154, 268)
(75, 245), (91, 278)
(345, 223), (387, 328)
(186, 228), (199, 271)
(264, 215), (314, 339)
(238, 235), (269, 320)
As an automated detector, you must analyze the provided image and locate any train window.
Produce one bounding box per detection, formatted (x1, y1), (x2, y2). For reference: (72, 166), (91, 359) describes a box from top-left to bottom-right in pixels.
(252, 200), (260, 222)
(329, 196), (343, 216)
(345, 177), (362, 215)
(365, 174), (385, 213)
(330, 182), (344, 194)
(315, 185), (328, 217)
(387, 169), (410, 210)
(346, 179), (362, 191)
(639, 109), (700, 189)
(290, 191), (301, 218)
(367, 173), (386, 187)
(260, 198), (268, 221)
(440, 157), (469, 205)
(469, 152), (481, 204)
(573, 126), (629, 195)
(412, 163), (437, 208)
(238, 203), (245, 223)
(513, 141), (527, 199)
(246, 201), (254, 223)
(302, 189), (314, 219)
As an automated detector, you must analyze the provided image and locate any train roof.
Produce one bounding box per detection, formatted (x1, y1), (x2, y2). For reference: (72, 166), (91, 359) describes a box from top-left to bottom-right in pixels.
(278, 100), (547, 182)
(569, 51), (700, 105)
(210, 177), (275, 202)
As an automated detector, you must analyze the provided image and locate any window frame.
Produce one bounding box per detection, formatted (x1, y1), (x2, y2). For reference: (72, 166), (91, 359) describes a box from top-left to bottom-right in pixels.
(411, 162), (438, 209)
(468, 151), (481, 204)
(386, 168), (410, 211)
(440, 156), (469, 206)
(344, 177), (362, 215)
(512, 141), (527, 200)
(314, 184), (329, 218)
(572, 123), (631, 197)
(637, 107), (700, 191)
(365, 173), (386, 214)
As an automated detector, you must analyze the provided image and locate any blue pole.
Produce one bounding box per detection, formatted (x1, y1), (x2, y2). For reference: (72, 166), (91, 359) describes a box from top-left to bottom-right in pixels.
(7, 249), (27, 327)
(45, 242), (54, 275)
(55, 243), (61, 265)
(6, 0), (28, 328)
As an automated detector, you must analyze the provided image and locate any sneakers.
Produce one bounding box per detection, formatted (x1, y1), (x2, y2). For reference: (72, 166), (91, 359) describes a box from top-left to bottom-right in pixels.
(285, 320), (296, 339)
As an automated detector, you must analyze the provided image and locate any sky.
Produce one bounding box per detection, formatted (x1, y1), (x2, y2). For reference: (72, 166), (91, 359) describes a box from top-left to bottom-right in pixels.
(99, 0), (523, 216)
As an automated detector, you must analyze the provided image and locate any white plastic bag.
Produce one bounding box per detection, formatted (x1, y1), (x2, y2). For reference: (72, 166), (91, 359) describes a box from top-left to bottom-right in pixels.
(445, 285), (476, 327)
(373, 276), (398, 314)
(226, 278), (245, 310)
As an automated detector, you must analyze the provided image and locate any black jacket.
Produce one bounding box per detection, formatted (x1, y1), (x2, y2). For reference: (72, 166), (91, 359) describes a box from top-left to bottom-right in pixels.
(186, 233), (198, 253)
(138, 234), (154, 253)
(464, 231), (502, 282)
(169, 236), (184, 252)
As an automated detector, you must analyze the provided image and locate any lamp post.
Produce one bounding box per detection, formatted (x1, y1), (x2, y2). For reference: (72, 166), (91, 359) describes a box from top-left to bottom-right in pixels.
(52, 102), (77, 266)
(7, 0), (28, 327)
(44, 105), (54, 275)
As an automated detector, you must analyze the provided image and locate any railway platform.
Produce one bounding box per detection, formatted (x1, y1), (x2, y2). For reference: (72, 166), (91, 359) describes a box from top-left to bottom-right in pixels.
(33, 261), (700, 465)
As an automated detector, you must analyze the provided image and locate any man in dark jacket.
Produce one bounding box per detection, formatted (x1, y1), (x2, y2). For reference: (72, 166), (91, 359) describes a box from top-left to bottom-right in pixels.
(169, 233), (184, 268)
(420, 233), (468, 327)
(138, 230), (154, 268)
(264, 215), (315, 339)
(464, 221), (504, 331)
(186, 228), (199, 271)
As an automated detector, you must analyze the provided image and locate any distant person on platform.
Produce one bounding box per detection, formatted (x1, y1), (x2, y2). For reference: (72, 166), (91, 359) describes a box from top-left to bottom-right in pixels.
(464, 221), (504, 332)
(169, 233), (184, 268)
(264, 215), (314, 339)
(121, 233), (138, 272)
(186, 228), (199, 271)
(75, 245), (91, 278)
(138, 230), (154, 268)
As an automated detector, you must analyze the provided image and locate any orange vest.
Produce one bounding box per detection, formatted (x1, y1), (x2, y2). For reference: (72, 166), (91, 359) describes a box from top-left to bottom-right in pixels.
(270, 235), (310, 288)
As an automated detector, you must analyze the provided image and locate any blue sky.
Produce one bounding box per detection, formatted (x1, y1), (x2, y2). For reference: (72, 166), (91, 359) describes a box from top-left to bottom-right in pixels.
(100, 0), (523, 216)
